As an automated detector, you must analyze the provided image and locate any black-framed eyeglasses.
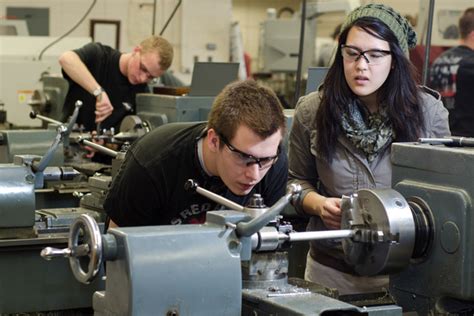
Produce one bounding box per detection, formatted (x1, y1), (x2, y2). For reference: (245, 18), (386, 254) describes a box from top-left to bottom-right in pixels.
(139, 55), (154, 81)
(340, 44), (391, 65)
(219, 134), (280, 169)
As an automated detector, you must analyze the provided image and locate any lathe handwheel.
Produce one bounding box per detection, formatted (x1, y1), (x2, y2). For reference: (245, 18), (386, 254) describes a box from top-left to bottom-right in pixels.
(69, 214), (103, 284)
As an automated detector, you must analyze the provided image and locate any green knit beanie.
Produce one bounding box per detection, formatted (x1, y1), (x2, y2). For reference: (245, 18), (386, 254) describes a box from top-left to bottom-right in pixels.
(341, 3), (417, 53)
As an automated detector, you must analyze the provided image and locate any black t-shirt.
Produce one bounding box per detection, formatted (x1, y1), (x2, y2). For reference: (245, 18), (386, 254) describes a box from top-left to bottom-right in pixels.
(62, 42), (147, 131)
(104, 122), (288, 226)
(429, 45), (474, 112)
(449, 54), (474, 136)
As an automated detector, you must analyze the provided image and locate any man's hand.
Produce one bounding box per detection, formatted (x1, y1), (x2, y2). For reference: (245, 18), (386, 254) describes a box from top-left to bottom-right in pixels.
(95, 92), (114, 123)
(317, 197), (342, 229)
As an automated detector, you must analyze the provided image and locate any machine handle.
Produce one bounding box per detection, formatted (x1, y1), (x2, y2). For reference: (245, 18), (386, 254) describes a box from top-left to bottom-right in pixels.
(77, 137), (118, 158)
(41, 246), (72, 260)
(186, 179), (302, 238)
(29, 111), (63, 125)
(185, 179), (244, 212)
(29, 100), (82, 128)
(66, 100), (83, 133)
(32, 124), (68, 173)
(30, 101), (82, 174)
(236, 184), (301, 237)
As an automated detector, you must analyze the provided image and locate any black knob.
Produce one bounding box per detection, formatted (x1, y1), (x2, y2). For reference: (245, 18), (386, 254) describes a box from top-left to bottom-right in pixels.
(184, 179), (198, 192)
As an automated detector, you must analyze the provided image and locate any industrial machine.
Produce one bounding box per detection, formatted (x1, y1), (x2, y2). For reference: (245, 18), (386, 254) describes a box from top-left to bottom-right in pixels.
(0, 35), (90, 128)
(42, 182), (401, 315)
(28, 75), (69, 125)
(40, 140), (474, 315)
(0, 86), (73, 165)
(128, 92), (213, 132)
(117, 62), (240, 140)
(339, 140), (474, 315)
(0, 128), (64, 165)
(389, 141), (474, 314)
(0, 102), (104, 314)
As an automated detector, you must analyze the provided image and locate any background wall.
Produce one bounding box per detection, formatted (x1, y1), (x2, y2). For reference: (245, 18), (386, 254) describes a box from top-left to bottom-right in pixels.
(1, 0), (471, 125)
(231, 0), (428, 72)
(0, 0), (231, 79)
(1, 0), (471, 81)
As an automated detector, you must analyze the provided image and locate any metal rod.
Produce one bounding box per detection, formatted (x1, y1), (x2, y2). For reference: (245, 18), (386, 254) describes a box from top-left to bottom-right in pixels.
(160, 0), (182, 36)
(236, 184), (301, 237)
(80, 139), (118, 158)
(30, 112), (63, 125)
(67, 101), (83, 133)
(152, 0), (157, 35)
(287, 229), (355, 242)
(419, 136), (474, 147)
(418, 137), (451, 144)
(422, 0), (436, 85)
(195, 186), (244, 212)
(33, 125), (68, 173)
(293, 0), (307, 107)
(267, 291), (311, 297)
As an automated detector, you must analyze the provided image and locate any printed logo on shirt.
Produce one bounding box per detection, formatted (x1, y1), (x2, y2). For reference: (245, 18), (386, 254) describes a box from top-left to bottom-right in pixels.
(170, 202), (218, 225)
(430, 54), (465, 110)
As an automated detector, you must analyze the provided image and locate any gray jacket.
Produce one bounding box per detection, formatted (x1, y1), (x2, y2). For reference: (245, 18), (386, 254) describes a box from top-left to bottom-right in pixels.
(288, 87), (450, 273)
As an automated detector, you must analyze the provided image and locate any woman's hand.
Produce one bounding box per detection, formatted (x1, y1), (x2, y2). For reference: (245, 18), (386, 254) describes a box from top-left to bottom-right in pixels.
(303, 192), (342, 229)
(317, 197), (342, 229)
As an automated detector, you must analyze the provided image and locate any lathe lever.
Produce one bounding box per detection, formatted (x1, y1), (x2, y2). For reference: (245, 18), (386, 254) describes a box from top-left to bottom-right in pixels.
(236, 184), (301, 237)
(41, 244), (90, 260)
(29, 111), (63, 125)
(40, 246), (72, 260)
(186, 179), (302, 237)
(77, 137), (119, 158)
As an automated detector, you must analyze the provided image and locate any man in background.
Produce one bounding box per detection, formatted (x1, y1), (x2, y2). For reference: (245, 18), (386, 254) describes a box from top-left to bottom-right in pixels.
(60, 35), (174, 131)
(429, 7), (474, 135)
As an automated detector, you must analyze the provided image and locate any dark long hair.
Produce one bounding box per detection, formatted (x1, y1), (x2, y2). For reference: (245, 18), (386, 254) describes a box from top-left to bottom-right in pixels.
(316, 17), (424, 161)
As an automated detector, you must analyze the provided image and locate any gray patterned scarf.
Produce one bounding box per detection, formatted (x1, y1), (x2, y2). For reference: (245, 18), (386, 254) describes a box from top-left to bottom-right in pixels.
(341, 102), (394, 162)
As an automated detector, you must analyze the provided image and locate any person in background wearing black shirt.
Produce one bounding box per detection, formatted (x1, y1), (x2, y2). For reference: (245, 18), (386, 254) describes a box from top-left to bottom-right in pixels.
(104, 80), (288, 228)
(430, 7), (474, 136)
(60, 35), (174, 131)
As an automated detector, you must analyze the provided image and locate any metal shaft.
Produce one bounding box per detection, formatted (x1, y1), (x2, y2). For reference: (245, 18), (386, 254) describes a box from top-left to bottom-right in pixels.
(81, 139), (118, 158)
(32, 113), (63, 125)
(418, 137), (451, 144)
(285, 229), (355, 242)
(419, 137), (474, 147)
(194, 186), (244, 212)
(422, 0), (436, 85)
(236, 184), (300, 237)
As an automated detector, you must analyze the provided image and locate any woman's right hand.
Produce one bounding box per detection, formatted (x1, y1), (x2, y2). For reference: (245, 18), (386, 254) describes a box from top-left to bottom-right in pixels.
(316, 197), (342, 229)
(302, 192), (342, 229)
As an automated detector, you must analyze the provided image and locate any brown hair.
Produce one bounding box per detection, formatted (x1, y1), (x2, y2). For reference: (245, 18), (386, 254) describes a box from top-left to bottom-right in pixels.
(459, 7), (474, 39)
(140, 35), (174, 70)
(207, 80), (285, 144)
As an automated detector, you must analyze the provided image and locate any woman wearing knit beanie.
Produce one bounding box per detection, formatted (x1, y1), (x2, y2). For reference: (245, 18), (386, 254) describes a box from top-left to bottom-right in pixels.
(288, 4), (450, 295)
